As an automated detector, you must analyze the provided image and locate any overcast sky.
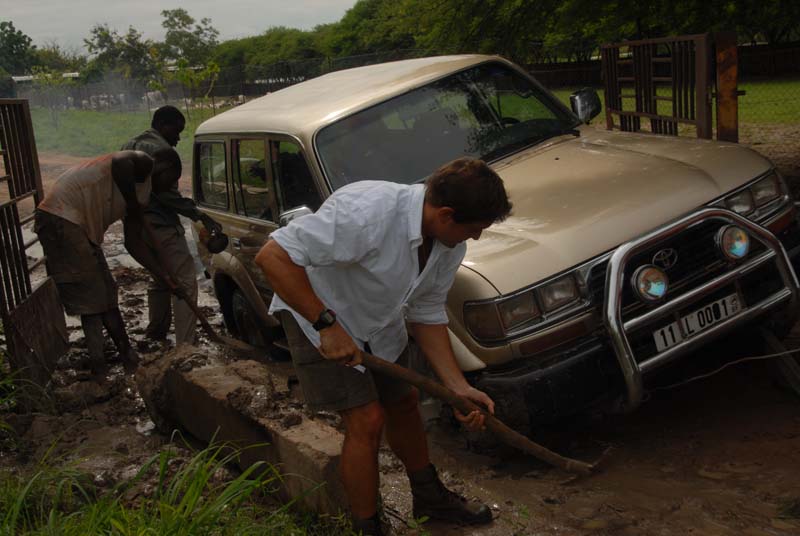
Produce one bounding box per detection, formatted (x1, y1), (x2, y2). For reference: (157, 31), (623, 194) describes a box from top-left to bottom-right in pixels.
(4, 0), (356, 52)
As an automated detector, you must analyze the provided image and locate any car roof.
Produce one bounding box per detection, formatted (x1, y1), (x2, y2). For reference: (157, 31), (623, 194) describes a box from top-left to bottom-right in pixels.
(195, 55), (497, 139)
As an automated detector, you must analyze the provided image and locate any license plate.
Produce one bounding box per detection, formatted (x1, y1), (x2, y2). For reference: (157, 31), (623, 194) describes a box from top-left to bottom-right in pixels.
(653, 294), (741, 353)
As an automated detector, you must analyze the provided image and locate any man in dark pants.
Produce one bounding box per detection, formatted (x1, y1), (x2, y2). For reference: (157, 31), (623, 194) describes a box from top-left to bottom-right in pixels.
(255, 157), (512, 535)
(34, 151), (177, 376)
(122, 106), (221, 345)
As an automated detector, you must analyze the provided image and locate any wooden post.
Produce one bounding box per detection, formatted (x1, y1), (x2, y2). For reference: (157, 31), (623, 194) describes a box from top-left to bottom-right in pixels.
(715, 32), (739, 143)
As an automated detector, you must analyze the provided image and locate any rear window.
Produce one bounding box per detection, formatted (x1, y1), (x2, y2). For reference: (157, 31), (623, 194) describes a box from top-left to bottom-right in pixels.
(196, 142), (228, 209)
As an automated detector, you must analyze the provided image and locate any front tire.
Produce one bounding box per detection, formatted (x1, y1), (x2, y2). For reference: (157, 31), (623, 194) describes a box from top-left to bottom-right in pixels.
(231, 288), (286, 359)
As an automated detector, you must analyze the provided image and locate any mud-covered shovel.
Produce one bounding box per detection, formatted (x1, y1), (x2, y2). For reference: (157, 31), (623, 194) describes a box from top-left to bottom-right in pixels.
(139, 218), (261, 358)
(359, 351), (609, 476)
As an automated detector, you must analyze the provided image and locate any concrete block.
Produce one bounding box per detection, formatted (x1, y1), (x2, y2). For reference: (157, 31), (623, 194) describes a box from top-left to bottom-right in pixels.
(136, 349), (347, 515)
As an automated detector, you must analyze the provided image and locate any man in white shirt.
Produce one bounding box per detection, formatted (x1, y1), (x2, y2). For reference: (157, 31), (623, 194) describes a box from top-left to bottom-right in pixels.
(256, 157), (512, 535)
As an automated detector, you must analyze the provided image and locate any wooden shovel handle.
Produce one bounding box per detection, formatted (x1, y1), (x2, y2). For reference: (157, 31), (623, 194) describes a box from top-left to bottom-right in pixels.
(359, 352), (597, 475)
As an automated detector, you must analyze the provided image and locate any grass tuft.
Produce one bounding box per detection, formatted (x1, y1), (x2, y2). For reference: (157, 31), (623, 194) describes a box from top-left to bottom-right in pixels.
(0, 441), (356, 535)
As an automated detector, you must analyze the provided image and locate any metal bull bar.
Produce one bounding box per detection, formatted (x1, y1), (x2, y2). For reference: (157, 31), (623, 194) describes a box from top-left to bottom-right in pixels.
(603, 207), (800, 411)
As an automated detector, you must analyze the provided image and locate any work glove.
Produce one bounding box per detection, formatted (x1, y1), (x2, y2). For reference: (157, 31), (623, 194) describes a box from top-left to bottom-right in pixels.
(200, 214), (222, 234)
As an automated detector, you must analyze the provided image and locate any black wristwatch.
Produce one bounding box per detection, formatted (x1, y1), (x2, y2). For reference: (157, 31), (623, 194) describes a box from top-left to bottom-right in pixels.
(312, 309), (337, 331)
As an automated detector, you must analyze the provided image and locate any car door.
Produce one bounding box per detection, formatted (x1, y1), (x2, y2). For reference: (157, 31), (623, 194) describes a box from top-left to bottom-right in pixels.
(269, 137), (323, 216)
(228, 137), (278, 294)
(193, 138), (240, 268)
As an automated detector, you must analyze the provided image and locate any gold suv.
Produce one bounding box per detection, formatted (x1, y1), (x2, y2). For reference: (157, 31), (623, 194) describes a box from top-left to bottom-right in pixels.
(192, 55), (800, 430)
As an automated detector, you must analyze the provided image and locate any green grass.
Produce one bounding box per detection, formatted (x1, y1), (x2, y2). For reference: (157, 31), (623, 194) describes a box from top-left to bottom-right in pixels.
(0, 442), (355, 535)
(30, 105), (229, 164)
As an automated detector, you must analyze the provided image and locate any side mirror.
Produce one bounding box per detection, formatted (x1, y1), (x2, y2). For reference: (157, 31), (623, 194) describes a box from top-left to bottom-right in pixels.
(279, 206), (313, 227)
(569, 88), (602, 124)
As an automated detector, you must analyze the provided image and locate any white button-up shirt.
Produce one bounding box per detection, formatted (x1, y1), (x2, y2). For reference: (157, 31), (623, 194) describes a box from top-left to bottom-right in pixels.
(269, 181), (466, 363)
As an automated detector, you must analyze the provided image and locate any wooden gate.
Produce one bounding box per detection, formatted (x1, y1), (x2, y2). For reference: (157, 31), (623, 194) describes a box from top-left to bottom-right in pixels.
(0, 99), (68, 405)
(601, 32), (740, 142)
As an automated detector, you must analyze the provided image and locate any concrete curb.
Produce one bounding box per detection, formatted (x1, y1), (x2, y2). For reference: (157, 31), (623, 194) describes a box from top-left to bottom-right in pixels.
(136, 349), (348, 515)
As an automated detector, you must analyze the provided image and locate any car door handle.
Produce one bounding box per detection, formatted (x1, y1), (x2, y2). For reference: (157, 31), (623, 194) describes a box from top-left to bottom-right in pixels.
(231, 237), (242, 249)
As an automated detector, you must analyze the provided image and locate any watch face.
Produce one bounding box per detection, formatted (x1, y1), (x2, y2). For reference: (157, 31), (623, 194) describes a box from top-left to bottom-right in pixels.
(314, 309), (336, 330)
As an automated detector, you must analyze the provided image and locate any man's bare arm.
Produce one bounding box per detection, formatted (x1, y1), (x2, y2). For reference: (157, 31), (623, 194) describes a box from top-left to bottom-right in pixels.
(111, 151), (151, 217)
(255, 239), (360, 364)
(409, 322), (495, 430)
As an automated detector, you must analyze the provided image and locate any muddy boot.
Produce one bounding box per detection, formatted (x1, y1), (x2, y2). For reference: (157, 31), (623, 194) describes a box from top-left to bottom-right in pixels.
(408, 464), (492, 525)
(121, 348), (140, 373)
(351, 514), (386, 536)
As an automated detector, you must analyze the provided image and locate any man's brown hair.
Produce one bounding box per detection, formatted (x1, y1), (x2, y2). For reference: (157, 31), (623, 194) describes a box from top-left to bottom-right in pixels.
(425, 157), (512, 223)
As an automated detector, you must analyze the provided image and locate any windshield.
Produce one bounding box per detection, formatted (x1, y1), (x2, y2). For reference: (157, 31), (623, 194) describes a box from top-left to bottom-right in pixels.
(316, 62), (578, 189)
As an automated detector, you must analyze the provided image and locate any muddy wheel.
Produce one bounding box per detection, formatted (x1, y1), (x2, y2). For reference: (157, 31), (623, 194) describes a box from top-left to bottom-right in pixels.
(231, 289), (285, 358)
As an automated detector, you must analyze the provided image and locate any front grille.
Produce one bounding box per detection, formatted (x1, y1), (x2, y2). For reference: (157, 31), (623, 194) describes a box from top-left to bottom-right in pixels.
(588, 220), (766, 318)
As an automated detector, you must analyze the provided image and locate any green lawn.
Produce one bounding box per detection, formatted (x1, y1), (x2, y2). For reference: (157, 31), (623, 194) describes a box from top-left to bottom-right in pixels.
(30, 105), (227, 164)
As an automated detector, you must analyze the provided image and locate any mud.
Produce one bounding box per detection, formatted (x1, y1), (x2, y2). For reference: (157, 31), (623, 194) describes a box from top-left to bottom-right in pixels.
(1, 151), (798, 535)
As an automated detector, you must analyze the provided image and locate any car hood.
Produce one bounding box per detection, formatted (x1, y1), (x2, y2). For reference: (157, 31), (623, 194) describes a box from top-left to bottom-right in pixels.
(464, 128), (773, 295)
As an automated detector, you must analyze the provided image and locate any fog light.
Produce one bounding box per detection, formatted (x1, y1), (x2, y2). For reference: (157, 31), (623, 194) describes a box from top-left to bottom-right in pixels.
(716, 225), (750, 261)
(631, 265), (668, 302)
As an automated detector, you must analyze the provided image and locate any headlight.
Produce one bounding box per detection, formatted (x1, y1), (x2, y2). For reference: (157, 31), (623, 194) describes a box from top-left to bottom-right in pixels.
(716, 225), (750, 261)
(725, 190), (755, 215)
(464, 272), (586, 341)
(751, 174), (780, 206)
(463, 302), (504, 340)
(631, 265), (668, 302)
(539, 275), (579, 312)
(498, 291), (540, 330)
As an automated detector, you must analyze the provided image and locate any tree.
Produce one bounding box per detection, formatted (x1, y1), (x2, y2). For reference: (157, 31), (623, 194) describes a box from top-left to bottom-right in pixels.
(0, 66), (15, 97)
(35, 41), (87, 72)
(30, 66), (75, 126)
(160, 8), (219, 66)
(0, 21), (37, 75)
(84, 24), (158, 81)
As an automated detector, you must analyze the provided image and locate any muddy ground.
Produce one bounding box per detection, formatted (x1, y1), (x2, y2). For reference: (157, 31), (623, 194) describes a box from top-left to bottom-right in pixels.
(1, 150), (799, 535)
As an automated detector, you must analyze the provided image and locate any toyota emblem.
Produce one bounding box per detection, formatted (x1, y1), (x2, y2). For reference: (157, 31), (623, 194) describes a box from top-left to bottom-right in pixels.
(652, 248), (678, 270)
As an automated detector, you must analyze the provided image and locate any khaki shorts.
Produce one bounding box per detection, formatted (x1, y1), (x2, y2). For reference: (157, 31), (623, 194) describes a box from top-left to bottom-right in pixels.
(34, 210), (118, 316)
(281, 311), (412, 412)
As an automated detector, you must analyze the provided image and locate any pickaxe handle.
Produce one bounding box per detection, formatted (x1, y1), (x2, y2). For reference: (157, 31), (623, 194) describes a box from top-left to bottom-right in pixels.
(359, 351), (599, 475)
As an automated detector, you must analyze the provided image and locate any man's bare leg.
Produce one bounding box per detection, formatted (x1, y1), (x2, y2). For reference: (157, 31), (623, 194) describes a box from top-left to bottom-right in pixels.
(339, 401), (385, 519)
(101, 308), (139, 370)
(383, 388), (430, 473)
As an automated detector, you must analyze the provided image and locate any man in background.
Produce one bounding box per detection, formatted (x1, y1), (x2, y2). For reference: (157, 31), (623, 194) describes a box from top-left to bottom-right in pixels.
(122, 105), (221, 346)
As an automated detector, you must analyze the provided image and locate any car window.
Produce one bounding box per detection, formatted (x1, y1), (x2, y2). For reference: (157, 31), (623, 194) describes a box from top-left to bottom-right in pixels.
(271, 141), (321, 213)
(316, 62), (576, 189)
(196, 142), (228, 209)
(233, 139), (279, 221)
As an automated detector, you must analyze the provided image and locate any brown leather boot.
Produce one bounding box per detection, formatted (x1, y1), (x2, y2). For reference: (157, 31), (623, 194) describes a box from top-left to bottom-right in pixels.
(408, 464), (492, 525)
